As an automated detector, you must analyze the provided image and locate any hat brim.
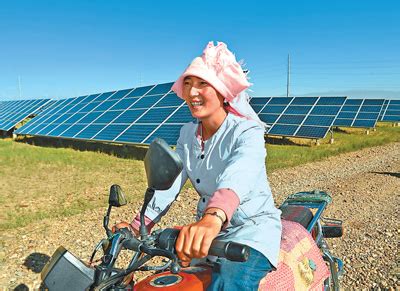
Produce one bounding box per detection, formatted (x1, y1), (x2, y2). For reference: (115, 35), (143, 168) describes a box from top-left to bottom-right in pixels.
(171, 66), (233, 100)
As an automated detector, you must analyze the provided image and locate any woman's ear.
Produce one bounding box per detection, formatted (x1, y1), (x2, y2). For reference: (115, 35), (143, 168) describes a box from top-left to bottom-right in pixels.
(223, 101), (230, 113)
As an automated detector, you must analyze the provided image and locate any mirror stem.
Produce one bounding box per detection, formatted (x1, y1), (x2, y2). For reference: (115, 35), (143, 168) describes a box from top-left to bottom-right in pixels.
(104, 205), (112, 237)
(139, 188), (155, 237)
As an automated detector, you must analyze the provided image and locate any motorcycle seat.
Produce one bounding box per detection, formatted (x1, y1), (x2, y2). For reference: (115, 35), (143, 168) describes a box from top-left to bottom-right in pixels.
(280, 205), (313, 229)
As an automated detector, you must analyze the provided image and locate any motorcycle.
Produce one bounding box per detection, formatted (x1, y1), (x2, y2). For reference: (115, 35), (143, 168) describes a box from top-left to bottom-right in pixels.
(41, 138), (344, 290)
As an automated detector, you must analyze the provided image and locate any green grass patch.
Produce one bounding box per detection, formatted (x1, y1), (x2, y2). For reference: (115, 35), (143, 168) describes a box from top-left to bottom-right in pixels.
(0, 140), (148, 231)
(0, 123), (398, 230)
(266, 123), (400, 171)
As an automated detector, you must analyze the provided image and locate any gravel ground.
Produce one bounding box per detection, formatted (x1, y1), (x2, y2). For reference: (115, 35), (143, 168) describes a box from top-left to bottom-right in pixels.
(0, 142), (399, 290)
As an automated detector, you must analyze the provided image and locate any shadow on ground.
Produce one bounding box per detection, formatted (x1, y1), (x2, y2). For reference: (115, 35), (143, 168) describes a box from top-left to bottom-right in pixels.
(370, 171), (400, 178)
(14, 136), (149, 160)
(14, 282), (47, 291)
(24, 252), (50, 273)
(0, 129), (13, 138)
(265, 135), (311, 146)
(11, 253), (50, 290)
(331, 127), (352, 134)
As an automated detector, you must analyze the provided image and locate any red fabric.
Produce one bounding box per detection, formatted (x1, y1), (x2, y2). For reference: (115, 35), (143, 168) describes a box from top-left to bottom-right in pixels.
(130, 213), (155, 233)
(206, 188), (240, 228)
(259, 220), (330, 290)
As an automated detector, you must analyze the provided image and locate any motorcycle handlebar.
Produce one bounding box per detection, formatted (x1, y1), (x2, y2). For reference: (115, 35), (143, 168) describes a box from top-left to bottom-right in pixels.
(157, 228), (250, 262)
(104, 226), (249, 287)
(120, 227), (250, 262)
(122, 236), (141, 251)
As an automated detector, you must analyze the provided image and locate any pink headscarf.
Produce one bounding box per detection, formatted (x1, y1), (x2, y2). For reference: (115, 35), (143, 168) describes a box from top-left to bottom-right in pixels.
(171, 41), (266, 129)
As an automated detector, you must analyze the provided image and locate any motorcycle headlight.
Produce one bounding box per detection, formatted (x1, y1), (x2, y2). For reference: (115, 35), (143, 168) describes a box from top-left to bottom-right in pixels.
(41, 246), (95, 291)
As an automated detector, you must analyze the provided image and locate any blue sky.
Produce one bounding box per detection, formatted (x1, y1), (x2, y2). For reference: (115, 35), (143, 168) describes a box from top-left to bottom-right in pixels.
(1, 0), (399, 100)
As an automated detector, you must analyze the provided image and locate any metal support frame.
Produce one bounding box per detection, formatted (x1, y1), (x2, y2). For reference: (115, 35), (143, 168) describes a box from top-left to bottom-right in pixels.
(282, 192), (343, 290)
(321, 236), (343, 291)
(284, 201), (327, 233)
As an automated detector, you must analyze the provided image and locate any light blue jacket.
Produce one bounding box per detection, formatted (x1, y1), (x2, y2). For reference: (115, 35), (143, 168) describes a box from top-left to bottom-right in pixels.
(144, 113), (282, 266)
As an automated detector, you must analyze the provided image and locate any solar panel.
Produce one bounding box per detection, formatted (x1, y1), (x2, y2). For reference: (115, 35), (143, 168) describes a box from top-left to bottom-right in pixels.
(250, 97), (293, 125)
(16, 83), (196, 146)
(249, 97), (270, 114)
(333, 99), (385, 128)
(266, 96), (346, 139)
(380, 99), (400, 122)
(0, 98), (51, 131)
(14, 99), (68, 134)
(378, 100), (389, 121)
(31, 100), (56, 115)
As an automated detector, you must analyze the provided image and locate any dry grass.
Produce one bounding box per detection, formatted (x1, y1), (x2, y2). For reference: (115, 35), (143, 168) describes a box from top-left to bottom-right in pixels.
(0, 122), (399, 230)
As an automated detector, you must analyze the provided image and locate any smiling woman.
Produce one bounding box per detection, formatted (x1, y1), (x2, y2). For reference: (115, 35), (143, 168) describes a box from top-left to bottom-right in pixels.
(114, 41), (282, 290)
(182, 76), (226, 140)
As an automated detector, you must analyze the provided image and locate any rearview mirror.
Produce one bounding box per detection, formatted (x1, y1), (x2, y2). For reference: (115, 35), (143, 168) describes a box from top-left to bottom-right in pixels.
(144, 138), (183, 190)
(108, 184), (127, 207)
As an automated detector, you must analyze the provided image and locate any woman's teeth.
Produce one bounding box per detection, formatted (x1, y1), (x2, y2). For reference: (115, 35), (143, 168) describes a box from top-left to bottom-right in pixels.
(191, 101), (203, 106)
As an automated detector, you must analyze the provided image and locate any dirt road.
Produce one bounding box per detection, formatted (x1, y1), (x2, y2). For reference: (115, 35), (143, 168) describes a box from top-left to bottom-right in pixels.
(0, 142), (398, 289)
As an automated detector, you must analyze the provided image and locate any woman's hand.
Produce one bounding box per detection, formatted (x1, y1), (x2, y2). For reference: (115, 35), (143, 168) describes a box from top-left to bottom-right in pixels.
(175, 208), (226, 267)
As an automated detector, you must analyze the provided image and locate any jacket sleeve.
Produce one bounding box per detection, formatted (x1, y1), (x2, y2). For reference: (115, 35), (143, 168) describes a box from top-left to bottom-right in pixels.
(141, 129), (189, 224)
(214, 122), (267, 203)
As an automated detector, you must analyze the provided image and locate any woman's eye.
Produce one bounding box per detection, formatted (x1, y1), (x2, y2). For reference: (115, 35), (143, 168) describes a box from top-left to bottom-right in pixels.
(200, 81), (208, 86)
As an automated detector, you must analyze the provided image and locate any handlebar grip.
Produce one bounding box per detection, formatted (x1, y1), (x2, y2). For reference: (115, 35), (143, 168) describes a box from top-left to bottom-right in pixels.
(123, 237), (141, 251)
(208, 240), (249, 262)
(157, 228), (250, 262)
(157, 228), (180, 251)
(115, 227), (142, 251)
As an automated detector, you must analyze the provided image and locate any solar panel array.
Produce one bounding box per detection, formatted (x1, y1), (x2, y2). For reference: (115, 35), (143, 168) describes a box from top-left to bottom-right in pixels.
(333, 99), (385, 128)
(251, 96), (346, 138)
(0, 98), (51, 131)
(13, 86), (398, 145)
(16, 82), (196, 145)
(379, 99), (400, 122)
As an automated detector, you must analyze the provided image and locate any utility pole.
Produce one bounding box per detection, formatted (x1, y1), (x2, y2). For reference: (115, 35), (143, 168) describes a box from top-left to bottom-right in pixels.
(286, 54), (290, 97)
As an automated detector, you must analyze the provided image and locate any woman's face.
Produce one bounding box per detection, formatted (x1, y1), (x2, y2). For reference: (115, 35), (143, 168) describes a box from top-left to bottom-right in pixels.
(182, 76), (225, 121)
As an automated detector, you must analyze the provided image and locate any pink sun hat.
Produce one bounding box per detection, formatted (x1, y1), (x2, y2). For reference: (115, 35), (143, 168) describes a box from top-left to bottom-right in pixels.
(171, 41), (251, 102)
(172, 41), (267, 129)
